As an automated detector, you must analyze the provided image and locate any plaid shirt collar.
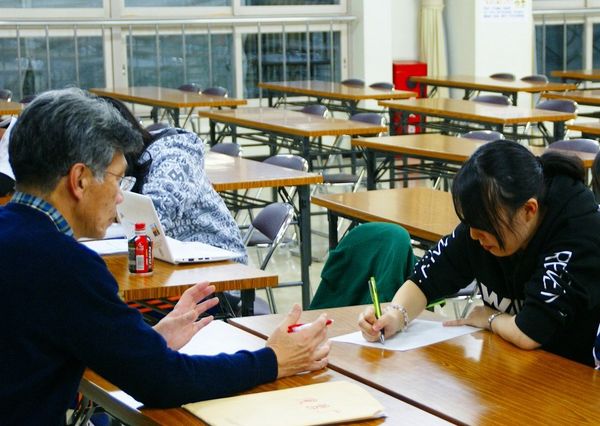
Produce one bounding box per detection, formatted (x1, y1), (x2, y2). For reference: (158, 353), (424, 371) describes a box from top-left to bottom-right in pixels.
(11, 191), (74, 237)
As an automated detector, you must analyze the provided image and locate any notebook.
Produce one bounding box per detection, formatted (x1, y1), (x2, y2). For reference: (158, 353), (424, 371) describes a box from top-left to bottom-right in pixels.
(183, 381), (385, 426)
(117, 191), (240, 264)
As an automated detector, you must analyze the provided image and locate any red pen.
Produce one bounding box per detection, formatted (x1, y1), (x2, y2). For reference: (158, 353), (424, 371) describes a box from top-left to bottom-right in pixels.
(287, 319), (333, 333)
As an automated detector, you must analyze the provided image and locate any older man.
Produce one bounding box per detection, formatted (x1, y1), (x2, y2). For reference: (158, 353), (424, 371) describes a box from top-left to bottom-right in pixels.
(0, 88), (330, 424)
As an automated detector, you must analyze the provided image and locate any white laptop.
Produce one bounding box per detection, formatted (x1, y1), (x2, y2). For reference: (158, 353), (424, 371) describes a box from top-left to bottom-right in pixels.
(117, 191), (240, 264)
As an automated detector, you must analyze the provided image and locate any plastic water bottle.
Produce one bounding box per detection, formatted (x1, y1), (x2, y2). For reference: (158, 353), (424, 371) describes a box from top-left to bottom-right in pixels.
(128, 223), (153, 275)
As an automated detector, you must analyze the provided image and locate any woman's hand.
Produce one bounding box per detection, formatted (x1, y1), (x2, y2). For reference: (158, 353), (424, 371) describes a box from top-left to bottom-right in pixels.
(358, 305), (403, 342)
(153, 282), (219, 350)
(443, 304), (497, 329)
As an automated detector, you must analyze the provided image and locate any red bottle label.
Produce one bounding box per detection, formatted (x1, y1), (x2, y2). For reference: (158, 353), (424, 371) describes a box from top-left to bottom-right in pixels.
(128, 235), (153, 274)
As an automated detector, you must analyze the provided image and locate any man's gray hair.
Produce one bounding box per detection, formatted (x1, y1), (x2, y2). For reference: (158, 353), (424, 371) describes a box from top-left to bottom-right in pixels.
(9, 88), (143, 193)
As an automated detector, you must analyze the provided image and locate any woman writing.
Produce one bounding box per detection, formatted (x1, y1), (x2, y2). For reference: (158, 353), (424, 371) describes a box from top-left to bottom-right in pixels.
(359, 140), (600, 367)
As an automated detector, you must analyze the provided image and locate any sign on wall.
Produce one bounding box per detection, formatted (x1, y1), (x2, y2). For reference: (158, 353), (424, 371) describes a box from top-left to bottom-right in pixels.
(481, 0), (528, 22)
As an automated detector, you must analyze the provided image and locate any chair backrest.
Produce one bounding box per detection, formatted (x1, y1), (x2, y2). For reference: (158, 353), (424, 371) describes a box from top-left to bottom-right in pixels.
(471, 94), (512, 106)
(202, 86), (228, 97)
(369, 82), (394, 90)
(309, 222), (417, 310)
(19, 94), (36, 104)
(210, 143), (241, 157)
(0, 89), (12, 102)
(461, 130), (505, 141)
(300, 104), (329, 117)
(521, 74), (549, 84)
(549, 138), (600, 154)
(341, 78), (365, 87)
(145, 122), (171, 132)
(243, 202), (295, 269)
(263, 154), (308, 172)
(489, 72), (516, 81)
(536, 99), (578, 114)
(178, 83), (201, 93)
(349, 112), (386, 126)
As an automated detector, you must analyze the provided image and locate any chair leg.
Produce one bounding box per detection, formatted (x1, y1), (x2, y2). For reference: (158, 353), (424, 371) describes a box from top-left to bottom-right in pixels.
(265, 287), (277, 314)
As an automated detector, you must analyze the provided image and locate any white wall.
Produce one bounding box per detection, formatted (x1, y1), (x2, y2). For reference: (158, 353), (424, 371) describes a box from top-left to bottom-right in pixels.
(445, 0), (533, 77)
(391, 0), (420, 60)
(348, 0), (393, 83)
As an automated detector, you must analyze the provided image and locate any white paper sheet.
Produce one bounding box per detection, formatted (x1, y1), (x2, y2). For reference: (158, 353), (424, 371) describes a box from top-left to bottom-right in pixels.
(81, 238), (128, 255)
(331, 319), (478, 351)
(108, 321), (266, 410)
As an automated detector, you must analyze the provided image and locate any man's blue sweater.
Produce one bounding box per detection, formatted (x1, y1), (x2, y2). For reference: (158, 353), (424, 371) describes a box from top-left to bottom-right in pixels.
(0, 202), (277, 425)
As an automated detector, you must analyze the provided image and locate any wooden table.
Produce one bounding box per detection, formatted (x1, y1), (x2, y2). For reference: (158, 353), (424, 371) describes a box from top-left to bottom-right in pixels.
(568, 121), (600, 138)
(352, 134), (597, 189)
(205, 152), (323, 309)
(259, 80), (415, 115)
(311, 187), (458, 248)
(410, 75), (575, 105)
(379, 98), (576, 142)
(0, 100), (24, 116)
(551, 69), (600, 84)
(230, 305), (600, 425)
(80, 321), (448, 426)
(105, 255), (276, 316)
(200, 107), (386, 168)
(89, 86), (247, 128)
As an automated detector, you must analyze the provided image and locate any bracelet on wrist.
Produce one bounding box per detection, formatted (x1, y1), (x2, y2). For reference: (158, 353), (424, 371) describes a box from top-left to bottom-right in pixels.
(487, 311), (505, 332)
(384, 304), (409, 332)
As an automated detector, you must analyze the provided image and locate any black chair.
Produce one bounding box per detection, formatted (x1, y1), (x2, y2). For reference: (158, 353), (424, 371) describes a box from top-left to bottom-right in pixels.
(531, 99), (578, 144)
(178, 83), (201, 93)
(243, 202), (296, 313)
(145, 122), (171, 132)
(548, 138), (600, 154)
(202, 86), (228, 97)
(471, 94), (512, 106)
(521, 74), (549, 84)
(341, 78), (365, 87)
(461, 130), (505, 141)
(0, 89), (12, 102)
(210, 142), (242, 157)
(489, 72), (516, 81)
(300, 103), (329, 117)
(19, 94), (36, 104)
(369, 82), (394, 90)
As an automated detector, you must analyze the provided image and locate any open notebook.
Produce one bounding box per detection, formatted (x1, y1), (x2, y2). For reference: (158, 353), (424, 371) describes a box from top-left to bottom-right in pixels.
(183, 381), (385, 426)
(117, 192), (240, 264)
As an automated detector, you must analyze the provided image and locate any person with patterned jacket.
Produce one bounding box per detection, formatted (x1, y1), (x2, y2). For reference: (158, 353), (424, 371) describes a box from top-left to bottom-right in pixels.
(104, 97), (247, 264)
(358, 140), (600, 367)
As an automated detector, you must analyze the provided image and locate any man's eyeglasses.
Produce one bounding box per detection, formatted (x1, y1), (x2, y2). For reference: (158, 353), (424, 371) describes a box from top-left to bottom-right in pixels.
(104, 170), (136, 192)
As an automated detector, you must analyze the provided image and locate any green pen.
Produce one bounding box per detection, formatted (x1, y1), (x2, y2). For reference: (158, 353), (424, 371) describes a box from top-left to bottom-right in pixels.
(368, 276), (385, 345)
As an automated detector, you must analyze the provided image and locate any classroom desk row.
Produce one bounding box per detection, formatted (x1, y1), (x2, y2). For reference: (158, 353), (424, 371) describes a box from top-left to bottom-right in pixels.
(80, 319), (448, 425)
(351, 133), (597, 190)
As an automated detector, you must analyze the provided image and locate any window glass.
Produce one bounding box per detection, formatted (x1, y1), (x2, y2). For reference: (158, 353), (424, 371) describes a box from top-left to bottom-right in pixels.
(124, 0), (228, 6)
(243, 30), (340, 98)
(535, 23), (583, 81)
(592, 24), (600, 69)
(127, 33), (234, 94)
(0, 36), (104, 100)
(0, 0), (101, 6)
(242, 0), (338, 4)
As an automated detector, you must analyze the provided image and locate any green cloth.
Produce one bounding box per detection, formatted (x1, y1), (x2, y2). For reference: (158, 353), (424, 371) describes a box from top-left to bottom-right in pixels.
(309, 222), (417, 310)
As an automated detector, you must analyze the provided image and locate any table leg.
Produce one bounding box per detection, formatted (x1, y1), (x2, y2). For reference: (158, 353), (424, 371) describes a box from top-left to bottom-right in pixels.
(171, 108), (180, 128)
(554, 121), (566, 142)
(298, 185), (312, 309)
(209, 120), (216, 147)
(240, 289), (255, 316)
(327, 210), (339, 249)
(366, 149), (376, 190)
(389, 110), (397, 135)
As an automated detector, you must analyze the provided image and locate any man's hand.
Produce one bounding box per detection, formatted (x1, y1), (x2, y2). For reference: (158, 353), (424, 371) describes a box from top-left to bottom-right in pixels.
(153, 282), (219, 351)
(266, 304), (330, 378)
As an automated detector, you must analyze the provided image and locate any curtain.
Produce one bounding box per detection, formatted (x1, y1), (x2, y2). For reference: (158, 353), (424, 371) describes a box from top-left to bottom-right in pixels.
(420, 0), (448, 98)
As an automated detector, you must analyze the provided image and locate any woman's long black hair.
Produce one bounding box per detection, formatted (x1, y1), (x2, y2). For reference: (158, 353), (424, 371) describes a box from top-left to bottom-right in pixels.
(99, 96), (155, 193)
(452, 139), (584, 250)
